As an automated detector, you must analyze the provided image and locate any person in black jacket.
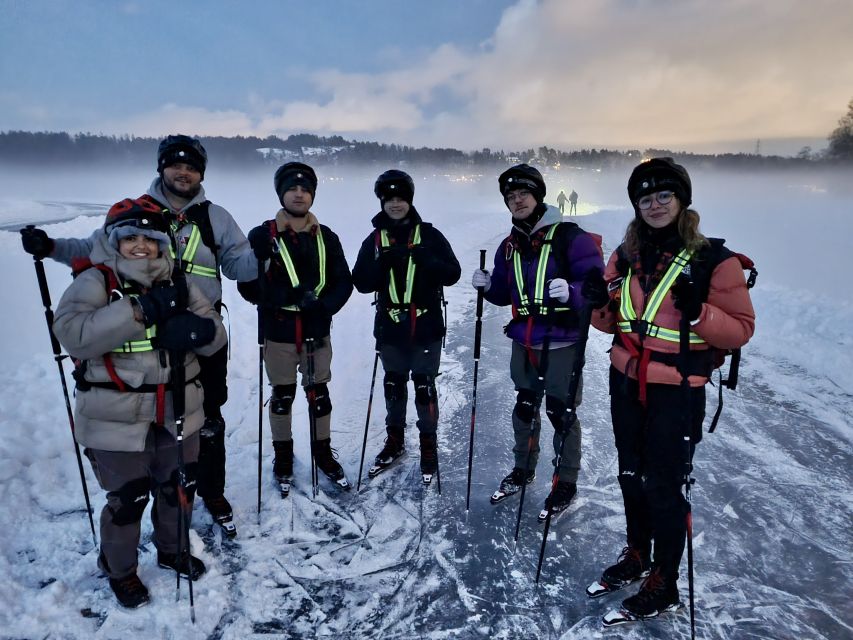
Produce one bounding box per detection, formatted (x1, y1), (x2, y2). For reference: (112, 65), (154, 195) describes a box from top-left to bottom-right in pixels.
(352, 170), (461, 480)
(239, 162), (354, 492)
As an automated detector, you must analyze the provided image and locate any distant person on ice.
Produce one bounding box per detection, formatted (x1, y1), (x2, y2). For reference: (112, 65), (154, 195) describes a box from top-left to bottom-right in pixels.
(20, 135), (255, 538)
(470, 164), (603, 518)
(352, 170), (461, 483)
(238, 162), (354, 494)
(581, 158), (755, 622)
(556, 189), (569, 214)
(52, 197), (226, 608)
(569, 189), (578, 215)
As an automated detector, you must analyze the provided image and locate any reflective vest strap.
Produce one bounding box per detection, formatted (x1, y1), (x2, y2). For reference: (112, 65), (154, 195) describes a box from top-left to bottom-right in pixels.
(381, 225), (424, 323)
(113, 299), (156, 353)
(512, 224), (560, 315)
(643, 250), (692, 322)
(275, 229), (327, 299)
(618, 249), (705, 344)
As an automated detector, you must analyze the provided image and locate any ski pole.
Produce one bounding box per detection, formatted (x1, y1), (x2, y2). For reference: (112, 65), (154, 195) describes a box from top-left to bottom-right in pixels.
(514, 334), (551, 547)
(169, 345), (195, 623)
(356, 351), (380, 492)
(28, 243), (97, 547)
(256, 259), (265, 522)
(306, 337), (319, 498)
(679, 280), (697, 640)
(535, 304), (592, 582)
(465, 249), (487, 512)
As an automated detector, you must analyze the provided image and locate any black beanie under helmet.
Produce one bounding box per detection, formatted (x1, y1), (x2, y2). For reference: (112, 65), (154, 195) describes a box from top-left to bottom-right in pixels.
(274, 162), (318, 204)
(498, 164), (546, 203)
(627, 157), (692, 209)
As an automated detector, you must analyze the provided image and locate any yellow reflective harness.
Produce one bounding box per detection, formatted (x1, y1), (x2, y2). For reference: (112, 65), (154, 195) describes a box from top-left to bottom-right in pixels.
(617, 248), (705, 345)
(274, 227), (327, 311)
(168, 218), (218, 279)
(511, 224), (571, 317)
(379, 224), (426, 324)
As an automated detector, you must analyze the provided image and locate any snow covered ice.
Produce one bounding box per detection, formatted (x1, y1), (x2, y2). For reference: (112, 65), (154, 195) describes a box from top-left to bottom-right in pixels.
(0, 165), (850, 639)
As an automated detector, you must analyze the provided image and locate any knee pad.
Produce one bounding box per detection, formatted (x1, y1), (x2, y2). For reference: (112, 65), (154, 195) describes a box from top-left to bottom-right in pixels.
(107, 477), (150, 526)
(163, 463), (198, 507)
(306, 383), (332, 417)
(271, 384), (297, 415)
(514, 389), (538, 424)
(545, 395), (568, 433)
(383, 372), (408, 402)
(411, 374), (436, 405)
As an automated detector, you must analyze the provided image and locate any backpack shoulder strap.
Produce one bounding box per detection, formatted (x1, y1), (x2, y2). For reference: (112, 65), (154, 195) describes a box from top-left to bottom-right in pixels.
(185, 201), (218, 265)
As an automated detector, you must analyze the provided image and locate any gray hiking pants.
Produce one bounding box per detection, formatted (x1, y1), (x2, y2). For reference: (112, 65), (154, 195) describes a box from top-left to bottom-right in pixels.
(509, 341), (583, 483)
(380, 341), (442, 435)
(86, 429), (199, 579)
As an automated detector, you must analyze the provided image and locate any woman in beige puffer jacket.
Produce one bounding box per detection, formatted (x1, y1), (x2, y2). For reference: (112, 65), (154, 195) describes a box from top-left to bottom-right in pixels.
(53, 197), (225, 609)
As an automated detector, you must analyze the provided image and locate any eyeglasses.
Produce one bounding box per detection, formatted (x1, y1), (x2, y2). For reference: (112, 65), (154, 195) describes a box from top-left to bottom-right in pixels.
(505, 190), (533, 202)
(636, 190), (675, 210)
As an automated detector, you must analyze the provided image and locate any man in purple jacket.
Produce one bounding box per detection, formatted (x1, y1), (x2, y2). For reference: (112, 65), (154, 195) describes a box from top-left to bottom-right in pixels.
(471, 164), (603, 517)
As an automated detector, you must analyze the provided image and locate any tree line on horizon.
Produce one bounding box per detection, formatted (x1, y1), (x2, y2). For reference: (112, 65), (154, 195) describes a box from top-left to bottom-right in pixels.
(1, 99), (851, 170)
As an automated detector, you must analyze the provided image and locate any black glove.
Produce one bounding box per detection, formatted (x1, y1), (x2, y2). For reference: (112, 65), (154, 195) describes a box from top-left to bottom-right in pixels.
(20, 227), (54, 259)
(581, 270), (610, 309)
(378, 244), (409, 270)
(156, 312), (216, 351)
(410, 245), (438, 269)
(296, 287), (323, 312)
(136, 283), (185, 327)
(248, 226), (275, 261)
(671, 276), (703, 321)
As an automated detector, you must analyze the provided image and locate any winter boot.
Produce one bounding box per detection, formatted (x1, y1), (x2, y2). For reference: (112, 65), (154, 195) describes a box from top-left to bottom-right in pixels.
(272, 440), (294, 480)
(108, 573), (150, 609)
(312, 438), (350, 489)
(620, 567), (681, 619)
(157, 550), (207, 581)
(368, 427), (406, 478)
(537, 480), (577, 521)
(490, 467), (536, 504)
(587, 544), (651, 598)
(203, 495), (233, 522)
(419, 433), (438, 483)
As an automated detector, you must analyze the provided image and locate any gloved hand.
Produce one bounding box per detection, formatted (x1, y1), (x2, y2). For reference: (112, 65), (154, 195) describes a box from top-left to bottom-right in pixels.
(410, 245), (436, 268)
(581, 270), (610, 309)
(378, 244), (409, 270)
(248, 226), (275, 261)
(471, 269), (491, 292)
(296, 287), (323, 312)
(671, 276), (703, 321)
(136, 282), (185, 327)
(547, 278), (571, 304)
(156, 312), (216, 351)
(20, 227), (54, 259)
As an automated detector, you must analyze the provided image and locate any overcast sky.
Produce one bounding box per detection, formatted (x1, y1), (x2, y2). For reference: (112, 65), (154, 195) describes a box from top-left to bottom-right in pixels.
(2, 0), (851, 155)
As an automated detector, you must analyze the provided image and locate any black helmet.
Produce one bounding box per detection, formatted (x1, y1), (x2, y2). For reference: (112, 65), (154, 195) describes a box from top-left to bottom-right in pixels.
(498, 164), (546, 203)
(157, 135), (207, 177)
(374, 169), (415, 204)
(274, 162), (318, 203)
(627, 157), (692, 209)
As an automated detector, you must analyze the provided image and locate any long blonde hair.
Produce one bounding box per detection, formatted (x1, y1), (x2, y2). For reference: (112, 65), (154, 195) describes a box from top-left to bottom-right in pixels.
(622, 208), (709, 257)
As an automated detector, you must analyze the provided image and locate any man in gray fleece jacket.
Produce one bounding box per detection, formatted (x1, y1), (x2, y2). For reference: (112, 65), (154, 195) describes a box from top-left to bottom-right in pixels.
(20, 135), (255, 537)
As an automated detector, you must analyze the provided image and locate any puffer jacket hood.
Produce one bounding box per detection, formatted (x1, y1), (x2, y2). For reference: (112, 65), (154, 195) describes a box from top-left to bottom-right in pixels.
(89, 227), (174, 289)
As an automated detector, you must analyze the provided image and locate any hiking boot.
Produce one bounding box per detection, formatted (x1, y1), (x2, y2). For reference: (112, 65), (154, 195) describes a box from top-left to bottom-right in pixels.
(203, 494), (233, 523)
(108, 573), (150, 609)
(419, 433), (438, 475)
(544, 480), (577, 513)
(272, 439), (294, 480)
(621, 567), (681, 619)
(157, 550), (206, 581)
(490, 467), (536, 504)
(311, 438), (346, 482)
(603, 545), (651, 589)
